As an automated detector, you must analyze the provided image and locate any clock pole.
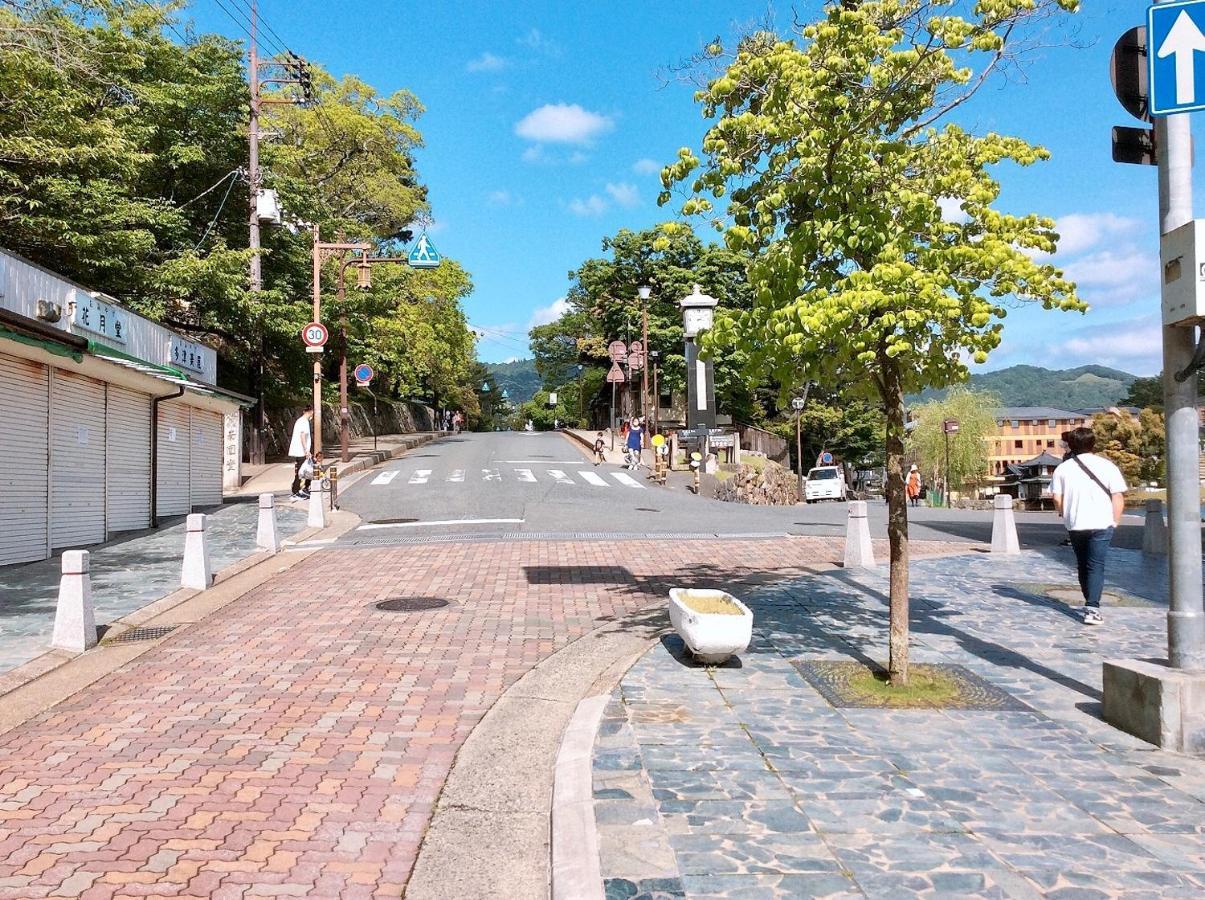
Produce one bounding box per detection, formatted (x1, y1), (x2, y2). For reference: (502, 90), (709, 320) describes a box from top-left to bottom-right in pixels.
(680, 285), (718, 433)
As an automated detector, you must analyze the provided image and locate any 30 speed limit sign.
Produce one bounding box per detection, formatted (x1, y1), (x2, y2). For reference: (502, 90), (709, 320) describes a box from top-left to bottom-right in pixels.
(302, 322), (328, 352)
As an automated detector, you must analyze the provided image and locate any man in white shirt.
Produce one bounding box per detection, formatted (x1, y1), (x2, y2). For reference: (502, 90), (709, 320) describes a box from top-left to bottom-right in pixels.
(289, 407), (314, 500)
(1050, 426), (1127, 626)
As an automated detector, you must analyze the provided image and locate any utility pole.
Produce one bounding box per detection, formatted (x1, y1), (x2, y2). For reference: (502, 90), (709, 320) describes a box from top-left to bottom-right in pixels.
(246, 0), (263, 463)
(1157, 92), (1205, 671)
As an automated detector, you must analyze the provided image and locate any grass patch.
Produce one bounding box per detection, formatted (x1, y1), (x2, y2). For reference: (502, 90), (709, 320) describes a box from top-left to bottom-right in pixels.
(676, 592), (744, 615)
(845, 665), (965, 708)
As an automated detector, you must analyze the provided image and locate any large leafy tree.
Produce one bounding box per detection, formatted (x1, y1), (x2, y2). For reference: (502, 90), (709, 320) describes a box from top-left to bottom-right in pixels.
(1094, 409), (1166, 486)
(665, 0), (1084, 683)
(907, 387), (999, 498)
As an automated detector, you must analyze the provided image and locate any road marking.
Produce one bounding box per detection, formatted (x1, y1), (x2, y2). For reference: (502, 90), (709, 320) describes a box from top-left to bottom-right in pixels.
(409, 469), (431, 484)
(448, 469), (465, 482)
(483, 468), (501, 481)
(547, 470), (574, 484)
(503, 459), (587, 464)
(578, 471), (608, 487)
(358, 517), (525, 531)
(371, 471), (399, 485)
(611, 472), (646, 489)
(515, 468), (537, 482)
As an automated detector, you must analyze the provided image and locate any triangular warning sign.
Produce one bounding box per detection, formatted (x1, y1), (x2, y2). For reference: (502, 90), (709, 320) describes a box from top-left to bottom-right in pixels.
(408, 233), (442, 269)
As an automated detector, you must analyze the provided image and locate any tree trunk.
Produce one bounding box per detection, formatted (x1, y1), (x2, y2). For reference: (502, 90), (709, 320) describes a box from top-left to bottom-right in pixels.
(882, 358), (910, 685)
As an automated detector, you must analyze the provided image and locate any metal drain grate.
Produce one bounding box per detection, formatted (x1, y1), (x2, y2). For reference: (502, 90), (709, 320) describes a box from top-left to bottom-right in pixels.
(369, 517), (420, 525)
(373, 597), (450, 612)
(108, 625), (180, 643)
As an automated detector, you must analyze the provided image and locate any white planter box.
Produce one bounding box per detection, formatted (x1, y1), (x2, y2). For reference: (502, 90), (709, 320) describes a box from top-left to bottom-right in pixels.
(668, 589), (753, 665)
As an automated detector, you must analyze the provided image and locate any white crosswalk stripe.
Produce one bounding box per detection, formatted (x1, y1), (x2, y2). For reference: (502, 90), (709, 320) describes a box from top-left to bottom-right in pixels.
(371, 470), (399, 485)
(448, 469), (465, 482)
(610, 472), (646, 489)
(409, 469), (431, 484)
(483, 468), (501, 481)
(547, 470), (574, 485)
(515, 468), (537, 482)
(578, 471), (609, 487)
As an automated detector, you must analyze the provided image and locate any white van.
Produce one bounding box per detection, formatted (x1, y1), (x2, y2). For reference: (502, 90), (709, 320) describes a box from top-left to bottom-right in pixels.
(804, 466), (847, 502)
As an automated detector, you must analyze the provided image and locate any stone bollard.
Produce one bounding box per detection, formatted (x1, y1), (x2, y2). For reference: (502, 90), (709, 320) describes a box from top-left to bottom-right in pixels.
(991, 494), (1020, 555)
(307, 483), (326, 529)
(181, 513), (212, 590)
(843, 500), (876, 568)
(1142, 498), (1168, 555)
(51, 550), (97, 653)
(256, 492), (280, 553)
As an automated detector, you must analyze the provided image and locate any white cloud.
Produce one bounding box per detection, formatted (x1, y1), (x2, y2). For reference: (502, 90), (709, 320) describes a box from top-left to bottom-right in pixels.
(938, 196), (969, 224)
(605, 182), (640, 208)
(518, 28), (562, 57)
(466, 52), (509, 73)
(515, 103), (613, 144)
(569, 195), (609, 217)
(529, 297), (571, 328)
(487, 190), (514, 206)
(632, 158), (660, 176)
(521, 145), (546, 164)
(1053, 212), (1142, 257)
(1051, 314), (1162, 374)
(1061, 248), (1156, 307)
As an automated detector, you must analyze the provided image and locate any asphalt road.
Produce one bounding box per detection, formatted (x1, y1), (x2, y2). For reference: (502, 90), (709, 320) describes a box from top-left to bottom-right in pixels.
(332, 432), (1153, 549)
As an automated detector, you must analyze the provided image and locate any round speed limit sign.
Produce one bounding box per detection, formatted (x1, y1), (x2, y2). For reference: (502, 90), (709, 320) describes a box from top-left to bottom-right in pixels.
(302, 322), (328, 349)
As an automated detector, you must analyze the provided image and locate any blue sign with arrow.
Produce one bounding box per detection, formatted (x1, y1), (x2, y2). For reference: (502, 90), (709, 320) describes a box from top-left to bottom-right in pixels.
(1149, 1), (1205, 115)
(408, 233), (442, 269)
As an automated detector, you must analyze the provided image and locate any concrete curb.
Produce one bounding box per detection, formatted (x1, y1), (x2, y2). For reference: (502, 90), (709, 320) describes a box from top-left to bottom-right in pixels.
(551, 694), (608, 900)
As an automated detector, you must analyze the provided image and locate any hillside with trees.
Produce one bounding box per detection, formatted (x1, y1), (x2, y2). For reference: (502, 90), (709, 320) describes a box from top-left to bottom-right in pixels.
(913, 365), (1138, 410)
(484, 359), (540, 404)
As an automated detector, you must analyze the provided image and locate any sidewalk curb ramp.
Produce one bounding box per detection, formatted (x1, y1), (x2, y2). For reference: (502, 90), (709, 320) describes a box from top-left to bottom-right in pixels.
(0, 436), (444, 734)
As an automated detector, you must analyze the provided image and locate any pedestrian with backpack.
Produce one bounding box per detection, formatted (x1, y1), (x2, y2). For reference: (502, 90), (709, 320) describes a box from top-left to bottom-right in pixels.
(1050, 426), (1127, 626)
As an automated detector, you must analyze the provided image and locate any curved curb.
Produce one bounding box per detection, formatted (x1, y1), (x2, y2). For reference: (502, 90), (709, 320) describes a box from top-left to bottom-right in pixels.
(403, 606), (666, 900)
(550, 694), (608, 900)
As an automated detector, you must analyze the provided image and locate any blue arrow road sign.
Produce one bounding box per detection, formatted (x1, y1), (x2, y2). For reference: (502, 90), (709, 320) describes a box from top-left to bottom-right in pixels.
(408, 233), (442, 269)
(1149, 1), (1205, 115)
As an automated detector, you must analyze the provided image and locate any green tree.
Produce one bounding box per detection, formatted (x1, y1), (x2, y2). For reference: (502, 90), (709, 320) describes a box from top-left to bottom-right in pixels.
(1093, 409), (1165, 486)
(1123, 376), (1163, 411)
(665, 0), (1084, 683)
(907, 388), (999, 499)
(773, 394), (884, 476)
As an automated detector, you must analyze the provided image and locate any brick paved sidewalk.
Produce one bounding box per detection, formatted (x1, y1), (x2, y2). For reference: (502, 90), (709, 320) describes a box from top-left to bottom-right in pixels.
(593, 548), (1205, 899)
(0, 536), (952, 899)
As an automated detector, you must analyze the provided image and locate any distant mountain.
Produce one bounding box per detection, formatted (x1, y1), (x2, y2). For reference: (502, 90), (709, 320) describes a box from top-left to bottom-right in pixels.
(485, 358), (540, 404)
(912, 365), (1139, 410)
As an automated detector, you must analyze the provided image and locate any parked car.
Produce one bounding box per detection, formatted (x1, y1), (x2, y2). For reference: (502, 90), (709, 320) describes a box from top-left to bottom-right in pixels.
(804, 466), (847, 502)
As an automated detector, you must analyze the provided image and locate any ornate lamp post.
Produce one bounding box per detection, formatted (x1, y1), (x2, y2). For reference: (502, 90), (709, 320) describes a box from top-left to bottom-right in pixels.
(680, 284), (718, 431)
(637, 284), (652, 419)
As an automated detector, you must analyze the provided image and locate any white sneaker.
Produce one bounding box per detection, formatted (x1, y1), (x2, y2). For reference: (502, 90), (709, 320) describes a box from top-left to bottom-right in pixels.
(1083, 608), (1103, 626)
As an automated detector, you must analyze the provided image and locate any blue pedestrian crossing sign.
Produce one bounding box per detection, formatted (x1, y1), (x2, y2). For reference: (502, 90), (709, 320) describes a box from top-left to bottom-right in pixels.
(1149, 1), (1205, 115)
(408, 233), (442, 269)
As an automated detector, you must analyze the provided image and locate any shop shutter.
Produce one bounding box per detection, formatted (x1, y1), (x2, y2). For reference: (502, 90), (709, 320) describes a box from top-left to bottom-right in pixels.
(50, 369), (106, 549)
(0, 354), (49, 565)
(188, 408), (223, 508)
(105, 386), (151, 533)
(156, 401), (190, 518)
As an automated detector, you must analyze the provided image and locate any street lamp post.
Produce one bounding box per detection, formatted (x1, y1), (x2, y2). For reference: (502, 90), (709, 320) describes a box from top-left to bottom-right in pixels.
(649, 350), (660, 437)
(637, 285), (652, 421)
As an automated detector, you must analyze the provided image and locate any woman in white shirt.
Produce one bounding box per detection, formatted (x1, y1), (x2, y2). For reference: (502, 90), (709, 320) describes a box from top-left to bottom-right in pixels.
(1050, 427), (1127, 626)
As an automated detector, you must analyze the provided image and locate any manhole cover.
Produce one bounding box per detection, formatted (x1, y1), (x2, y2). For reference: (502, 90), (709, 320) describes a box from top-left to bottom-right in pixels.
(373, 597), (450, 612)
(370, 517), (419, 525)
(107, 625), (180, 643)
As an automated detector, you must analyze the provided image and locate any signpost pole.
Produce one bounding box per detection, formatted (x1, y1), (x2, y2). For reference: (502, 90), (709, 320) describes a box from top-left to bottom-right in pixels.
(796, 412), (803, 501)
(610, 381), (617, 451)
(1155, 36), (1205, 669)
(944, 429), (951, 508)
(312, 225), (323, 455)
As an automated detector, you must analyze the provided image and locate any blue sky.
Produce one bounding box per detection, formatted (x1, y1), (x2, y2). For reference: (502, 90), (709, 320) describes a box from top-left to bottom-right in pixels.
(186, 1), (1195, 376)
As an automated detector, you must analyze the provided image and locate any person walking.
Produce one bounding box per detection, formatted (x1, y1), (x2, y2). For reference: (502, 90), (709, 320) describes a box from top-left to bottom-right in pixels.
(906, 464), (922, 508)
(289, 406), (314, 500)
(1050, 426), (1127, 626)
(593, 431), (606, 466)
(625, 417), (644, 470)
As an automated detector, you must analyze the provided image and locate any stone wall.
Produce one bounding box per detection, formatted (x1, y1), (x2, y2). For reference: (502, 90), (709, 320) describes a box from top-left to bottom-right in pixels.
(256, 400), (437, 459)
(714, 461), (800, 506)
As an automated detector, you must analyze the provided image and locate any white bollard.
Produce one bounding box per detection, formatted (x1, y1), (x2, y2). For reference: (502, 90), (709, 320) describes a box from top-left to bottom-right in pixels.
(51, 550), (97, 653)
(181, 513), (212, 590)
(991, 494), (1020, 555)
(256, 492), (280, 553)
(843, 500), (876, 568)
(307, 483), (326, 529)
(1142, 498), (1168, 555)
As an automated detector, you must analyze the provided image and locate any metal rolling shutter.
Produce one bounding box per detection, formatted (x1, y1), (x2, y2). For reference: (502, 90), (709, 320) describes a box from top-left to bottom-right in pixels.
(156, 402), (190, 518)
(188, 407), (223, 508)
(50, 369), (106, 549)
(105, 386), (151, 533)
(0, 354), (49, 565)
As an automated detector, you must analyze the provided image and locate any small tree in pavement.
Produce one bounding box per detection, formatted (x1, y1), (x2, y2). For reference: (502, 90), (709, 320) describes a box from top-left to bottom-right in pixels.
(663, 0), (1084, 684)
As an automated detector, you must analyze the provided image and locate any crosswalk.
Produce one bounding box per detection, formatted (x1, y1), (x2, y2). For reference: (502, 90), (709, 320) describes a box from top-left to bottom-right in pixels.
(369, 466), (646, 489)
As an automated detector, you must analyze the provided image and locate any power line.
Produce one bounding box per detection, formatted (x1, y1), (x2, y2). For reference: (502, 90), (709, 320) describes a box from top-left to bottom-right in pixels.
(177, 168), (243, 208)
(212, 0), (291, 59)
(191, 169), (241, 251)
(226, 0), (294, 61)
(136, 0), (190, 46)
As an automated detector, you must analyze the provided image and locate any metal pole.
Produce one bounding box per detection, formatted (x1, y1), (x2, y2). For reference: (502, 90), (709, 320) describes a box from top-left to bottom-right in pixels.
(944, 430), (951, 508)
(247, 0), (264, 464)
(1156, 80), (1205, 671)
(338, 263), (350, 463)
(796, 411), (803, 502)
(652, 359), (660, 437)
(641, 300), (650, 419)
(610, 381), (616, 452)
(311, 225), (323, 455)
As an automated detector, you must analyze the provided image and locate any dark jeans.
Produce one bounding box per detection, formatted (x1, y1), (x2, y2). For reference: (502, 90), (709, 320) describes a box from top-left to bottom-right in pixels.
(1069, 527), (1114, 609)
(291, 457), (311, 495)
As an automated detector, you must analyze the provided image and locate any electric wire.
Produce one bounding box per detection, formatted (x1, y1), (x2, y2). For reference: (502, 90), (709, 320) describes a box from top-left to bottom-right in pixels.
(212, 0), (292, 60)
(191, 169), (242, 251)
(177, 168), (244, 208)
(136, 0), (190, 46)
(226, 0), (295, 63)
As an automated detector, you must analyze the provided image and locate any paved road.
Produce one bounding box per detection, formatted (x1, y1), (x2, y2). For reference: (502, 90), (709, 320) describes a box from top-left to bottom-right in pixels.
(334, 432), (1150, 549)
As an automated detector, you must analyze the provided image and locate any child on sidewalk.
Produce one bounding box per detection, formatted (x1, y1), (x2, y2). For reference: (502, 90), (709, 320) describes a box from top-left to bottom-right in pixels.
(593, 432), (606, 466)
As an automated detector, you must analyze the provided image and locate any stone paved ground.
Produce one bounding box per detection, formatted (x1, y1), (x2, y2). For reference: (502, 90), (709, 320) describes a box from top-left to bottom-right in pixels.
(0, 502), (310, 675)
(594, 547), (1205, 900)
(0, 536), (951, 899)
